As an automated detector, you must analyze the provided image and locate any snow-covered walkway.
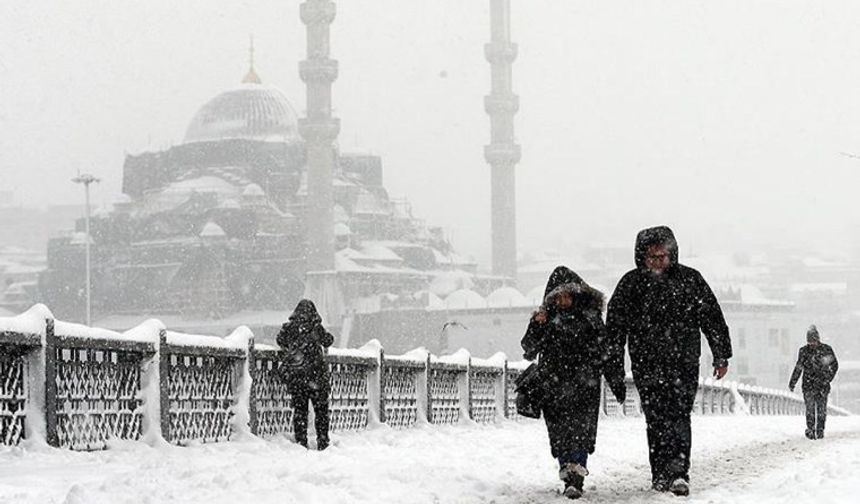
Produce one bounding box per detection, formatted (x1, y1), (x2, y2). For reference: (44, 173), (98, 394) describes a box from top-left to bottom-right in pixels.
(1, 415), (859, 504)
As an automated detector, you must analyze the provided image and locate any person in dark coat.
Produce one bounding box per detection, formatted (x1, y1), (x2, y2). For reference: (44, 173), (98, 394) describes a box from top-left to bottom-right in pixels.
(522, 266), (626, 500)
(789, 325), (839, 440)
(276, 299), (335, 450)
(605, 226), (732, 496)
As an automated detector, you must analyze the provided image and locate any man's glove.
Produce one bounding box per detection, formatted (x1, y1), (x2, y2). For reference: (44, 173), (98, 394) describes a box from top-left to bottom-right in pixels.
(713, 366), (728, 380)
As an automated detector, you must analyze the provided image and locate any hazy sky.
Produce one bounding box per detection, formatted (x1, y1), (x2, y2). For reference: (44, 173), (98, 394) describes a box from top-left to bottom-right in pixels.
(2, 1), (860, 267)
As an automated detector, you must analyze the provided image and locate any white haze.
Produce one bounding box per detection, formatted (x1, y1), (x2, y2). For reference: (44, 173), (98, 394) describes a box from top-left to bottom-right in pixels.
(2, 1), (860, 266)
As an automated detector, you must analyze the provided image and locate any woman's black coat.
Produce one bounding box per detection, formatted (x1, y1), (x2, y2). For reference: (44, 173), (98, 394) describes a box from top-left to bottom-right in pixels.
(521, 266), (617, 457)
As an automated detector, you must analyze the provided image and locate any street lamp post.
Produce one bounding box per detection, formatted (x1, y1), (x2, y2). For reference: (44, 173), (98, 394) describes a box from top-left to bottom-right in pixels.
(72, 173), (100, 325)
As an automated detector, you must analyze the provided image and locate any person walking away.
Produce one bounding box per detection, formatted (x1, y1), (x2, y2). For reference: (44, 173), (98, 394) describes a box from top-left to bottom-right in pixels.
(521, 266), (627, 500)
(277, 299), (335, 450)
(605, 226), (732, 496)
(789, 325), (839, 439)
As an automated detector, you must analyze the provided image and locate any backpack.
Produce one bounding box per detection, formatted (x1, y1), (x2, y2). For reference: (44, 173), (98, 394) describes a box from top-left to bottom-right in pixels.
(278, 325), (322, 385)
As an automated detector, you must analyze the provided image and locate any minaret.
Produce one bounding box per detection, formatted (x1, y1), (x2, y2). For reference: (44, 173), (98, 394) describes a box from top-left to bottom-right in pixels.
(299, 0), (340, 271)
(485, 0), (521, 281)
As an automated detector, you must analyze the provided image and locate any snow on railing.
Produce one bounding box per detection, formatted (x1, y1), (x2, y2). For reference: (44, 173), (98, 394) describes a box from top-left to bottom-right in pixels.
(0, 305), (850, 451)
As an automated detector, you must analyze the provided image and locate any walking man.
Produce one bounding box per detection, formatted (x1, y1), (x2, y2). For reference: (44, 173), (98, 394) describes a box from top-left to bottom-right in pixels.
(789, 325), (839, 440)
(605, 226), (733, 496)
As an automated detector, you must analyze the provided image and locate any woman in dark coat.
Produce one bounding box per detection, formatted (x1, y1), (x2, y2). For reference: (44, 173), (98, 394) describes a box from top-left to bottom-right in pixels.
(521, 266), (626, 499)
(277, 299), (334, 450)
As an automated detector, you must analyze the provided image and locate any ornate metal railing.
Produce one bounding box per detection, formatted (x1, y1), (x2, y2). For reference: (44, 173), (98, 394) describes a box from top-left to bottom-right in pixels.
(0, 305), (850, 451)
(49, 322), (154, 450)
(160, 333), (244, 445)
(0, 330), (39, 446)
(382, 358), (423, 429)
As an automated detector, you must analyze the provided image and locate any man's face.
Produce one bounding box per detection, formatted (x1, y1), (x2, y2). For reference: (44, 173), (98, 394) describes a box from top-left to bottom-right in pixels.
(645, 244), (671, 276)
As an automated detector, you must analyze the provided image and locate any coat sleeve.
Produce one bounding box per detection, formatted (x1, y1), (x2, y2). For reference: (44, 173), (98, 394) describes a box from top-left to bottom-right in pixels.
(789, 348), (804, 390)
(604, 275), (631, 386)
(520, 319), (545, 361)
(276, 323), (289, 348)
(314, 324), (335, 348)
(827, 346), (839, 383)
(695, 272), (732, 367)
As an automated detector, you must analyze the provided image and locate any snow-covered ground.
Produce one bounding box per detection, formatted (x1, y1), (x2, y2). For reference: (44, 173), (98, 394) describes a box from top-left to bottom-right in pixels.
(1, 415), (858, 504)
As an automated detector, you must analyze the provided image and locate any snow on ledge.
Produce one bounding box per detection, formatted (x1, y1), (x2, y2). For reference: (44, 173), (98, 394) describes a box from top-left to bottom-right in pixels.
(166, 330), (247, 349)
(471, 352), (507, 368)
(434, 348), (470, 366)
(0, 304), (52, 336)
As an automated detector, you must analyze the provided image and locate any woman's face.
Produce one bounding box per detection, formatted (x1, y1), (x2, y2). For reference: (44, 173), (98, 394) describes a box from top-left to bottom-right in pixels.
(554, 291), (574, 310)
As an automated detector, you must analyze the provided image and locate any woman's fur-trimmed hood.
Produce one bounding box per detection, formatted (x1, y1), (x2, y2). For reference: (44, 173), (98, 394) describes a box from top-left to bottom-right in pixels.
(542, 266), (605, 314)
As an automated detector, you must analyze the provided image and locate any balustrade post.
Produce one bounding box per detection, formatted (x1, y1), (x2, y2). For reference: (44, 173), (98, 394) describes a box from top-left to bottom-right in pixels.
(501, 360), (510, 419)
(247, 337), (259, 436)
(376, 347), (386, 424)
(44, 318), (58, 448)
(158, 329), (170, 442)
(494, 359), (506, 422)
(461, 356), (472, 422)
(422, 352), (432, 423)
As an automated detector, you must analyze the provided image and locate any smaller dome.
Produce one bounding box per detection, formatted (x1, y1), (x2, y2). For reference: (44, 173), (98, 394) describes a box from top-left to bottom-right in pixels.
(200, 222), (226, 238)
(242, 183), (265, 197)
(487, 287), (529, 308)
(444, 289), (486, 310)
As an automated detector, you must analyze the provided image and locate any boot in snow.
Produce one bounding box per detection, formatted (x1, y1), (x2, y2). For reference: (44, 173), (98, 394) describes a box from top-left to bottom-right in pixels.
(559, 464), (586, 500)
(668, 478), (689, 496)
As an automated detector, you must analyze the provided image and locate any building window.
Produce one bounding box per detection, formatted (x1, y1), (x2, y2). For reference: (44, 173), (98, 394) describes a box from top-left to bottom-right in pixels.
(768, 329), (779, 348)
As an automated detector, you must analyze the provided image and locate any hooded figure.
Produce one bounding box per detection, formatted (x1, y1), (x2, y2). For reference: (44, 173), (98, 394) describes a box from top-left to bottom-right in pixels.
(277, 299), (334, 450)
(789, 324), (839, 439)
(521, 266), (625, 500)
(605, 226), (732, 496)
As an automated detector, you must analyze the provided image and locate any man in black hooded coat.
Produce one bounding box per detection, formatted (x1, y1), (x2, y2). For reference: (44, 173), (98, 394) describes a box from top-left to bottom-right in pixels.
(521, 266), (626, 499)
(789, 325), (839, 440)
(605, 226), (732, 496)
(277, 299), (335, 450)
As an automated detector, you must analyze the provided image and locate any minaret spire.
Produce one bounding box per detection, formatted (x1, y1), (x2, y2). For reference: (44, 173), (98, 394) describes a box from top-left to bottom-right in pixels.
(242, 35), (262, 84)
(485, 0), (520, 281)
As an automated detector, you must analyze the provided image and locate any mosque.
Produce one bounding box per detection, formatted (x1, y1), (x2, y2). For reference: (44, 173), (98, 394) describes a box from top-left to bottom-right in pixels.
(38, 1), (527, 354)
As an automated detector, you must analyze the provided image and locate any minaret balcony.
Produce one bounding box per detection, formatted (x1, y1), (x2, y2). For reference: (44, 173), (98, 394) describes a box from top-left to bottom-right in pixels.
(300, 58), (339, 83)
(299, 118), (341, 142)
(484, 95), (520, 115)
(300, 1), (336, 26)
(484, 143), (522, 166)
(484, 42), (518, 64)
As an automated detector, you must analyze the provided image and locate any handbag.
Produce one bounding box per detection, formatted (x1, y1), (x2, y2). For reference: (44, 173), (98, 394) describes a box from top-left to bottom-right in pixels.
(514, 362), (543, 419)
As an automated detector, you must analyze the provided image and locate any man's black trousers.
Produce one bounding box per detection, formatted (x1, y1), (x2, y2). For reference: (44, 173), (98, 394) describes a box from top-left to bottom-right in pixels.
(634, 364), (699, 484)
(803, 389), (828, 439)
(291, 384), (331, 448)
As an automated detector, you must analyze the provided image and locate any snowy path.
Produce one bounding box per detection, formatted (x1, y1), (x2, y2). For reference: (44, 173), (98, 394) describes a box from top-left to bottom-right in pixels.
(1, 415), (859, 504)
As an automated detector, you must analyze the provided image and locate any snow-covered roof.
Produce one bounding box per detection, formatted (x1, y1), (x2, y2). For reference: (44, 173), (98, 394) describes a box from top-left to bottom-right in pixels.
(429, 270), (475, 297)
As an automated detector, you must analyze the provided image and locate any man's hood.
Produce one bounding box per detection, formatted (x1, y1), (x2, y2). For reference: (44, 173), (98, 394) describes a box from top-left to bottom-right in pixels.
(634, 226), (679, 270)
(289, 299), (322, 325)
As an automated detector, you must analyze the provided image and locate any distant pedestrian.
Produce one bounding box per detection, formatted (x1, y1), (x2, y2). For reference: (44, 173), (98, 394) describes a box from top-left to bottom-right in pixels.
(605, 226), (732, 496)
(521, 266), (626, 500)
(277, 299), (334, 450)
(789, 325), (839, 439)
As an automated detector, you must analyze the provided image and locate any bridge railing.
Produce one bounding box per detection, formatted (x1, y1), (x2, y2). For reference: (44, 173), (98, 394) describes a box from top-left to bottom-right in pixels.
(0, 304), (851, 450)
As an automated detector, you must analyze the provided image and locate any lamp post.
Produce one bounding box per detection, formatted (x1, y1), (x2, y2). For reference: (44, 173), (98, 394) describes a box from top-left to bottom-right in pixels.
(72, 173), (100, 325)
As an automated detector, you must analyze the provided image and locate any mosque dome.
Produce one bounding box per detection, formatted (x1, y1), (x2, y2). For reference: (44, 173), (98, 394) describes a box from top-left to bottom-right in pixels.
(183, 72), (300, 144)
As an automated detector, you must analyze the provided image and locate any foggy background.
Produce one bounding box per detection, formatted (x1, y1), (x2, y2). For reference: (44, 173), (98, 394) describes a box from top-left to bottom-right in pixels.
(2, 0), (860, 266)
